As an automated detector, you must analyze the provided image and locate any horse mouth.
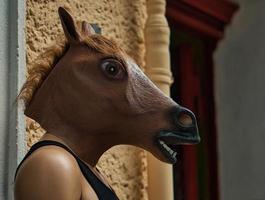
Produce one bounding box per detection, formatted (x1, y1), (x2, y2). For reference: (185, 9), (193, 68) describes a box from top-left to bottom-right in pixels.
(156, 130), (200, 164)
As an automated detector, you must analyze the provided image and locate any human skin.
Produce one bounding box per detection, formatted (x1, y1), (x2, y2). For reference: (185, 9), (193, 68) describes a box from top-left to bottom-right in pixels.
(15, 133), (102, 200)
(14, 7), (199, 200)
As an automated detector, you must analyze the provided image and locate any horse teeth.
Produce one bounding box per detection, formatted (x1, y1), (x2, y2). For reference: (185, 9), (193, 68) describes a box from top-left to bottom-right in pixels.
(159, 140), (176, 156)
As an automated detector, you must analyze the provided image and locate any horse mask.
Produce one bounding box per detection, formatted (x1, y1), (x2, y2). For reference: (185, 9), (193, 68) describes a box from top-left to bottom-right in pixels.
(23, 7), (200, 164)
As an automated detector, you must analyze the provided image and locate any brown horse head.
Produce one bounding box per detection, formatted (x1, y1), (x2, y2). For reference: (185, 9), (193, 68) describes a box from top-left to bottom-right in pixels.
(21, 7), (200, 164)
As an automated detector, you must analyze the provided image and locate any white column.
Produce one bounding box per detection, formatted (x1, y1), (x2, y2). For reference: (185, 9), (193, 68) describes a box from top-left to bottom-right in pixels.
(145, 0), (174, 200)
(6, 0), (27, 199)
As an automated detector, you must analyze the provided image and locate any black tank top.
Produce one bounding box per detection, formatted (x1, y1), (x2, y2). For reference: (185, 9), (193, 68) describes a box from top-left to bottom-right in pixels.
(15, 140), (119, 200)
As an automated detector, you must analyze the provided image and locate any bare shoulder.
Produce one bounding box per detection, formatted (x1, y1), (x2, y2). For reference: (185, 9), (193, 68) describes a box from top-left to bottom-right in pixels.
(14, 145), (82, 200)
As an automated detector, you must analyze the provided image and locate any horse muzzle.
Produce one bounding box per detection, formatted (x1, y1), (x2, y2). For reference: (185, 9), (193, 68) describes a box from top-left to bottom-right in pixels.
(156, 106), (200, 164)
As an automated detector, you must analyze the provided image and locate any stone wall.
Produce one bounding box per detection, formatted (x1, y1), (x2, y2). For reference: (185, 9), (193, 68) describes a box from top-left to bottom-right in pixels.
(26, 0), (148, 199)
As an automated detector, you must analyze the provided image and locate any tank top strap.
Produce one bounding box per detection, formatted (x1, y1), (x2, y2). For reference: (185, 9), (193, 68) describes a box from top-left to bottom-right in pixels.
(14, 140), (119, 200)
(15, 140), (77, 179)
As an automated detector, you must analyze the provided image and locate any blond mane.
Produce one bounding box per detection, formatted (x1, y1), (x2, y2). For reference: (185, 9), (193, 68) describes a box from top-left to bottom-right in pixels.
(18, 32), (126, 108)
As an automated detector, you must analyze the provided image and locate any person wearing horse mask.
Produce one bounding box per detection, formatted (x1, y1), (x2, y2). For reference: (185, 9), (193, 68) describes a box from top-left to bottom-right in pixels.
(14, 7), (200, 200)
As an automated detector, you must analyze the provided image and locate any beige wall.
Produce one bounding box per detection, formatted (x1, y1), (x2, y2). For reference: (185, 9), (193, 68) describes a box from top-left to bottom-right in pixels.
(26, 0), (148, 199)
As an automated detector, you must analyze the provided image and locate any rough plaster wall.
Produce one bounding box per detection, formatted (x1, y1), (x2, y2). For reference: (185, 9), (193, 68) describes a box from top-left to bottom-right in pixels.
(26, 1), (148, 199)
(215, 1), (265, 200)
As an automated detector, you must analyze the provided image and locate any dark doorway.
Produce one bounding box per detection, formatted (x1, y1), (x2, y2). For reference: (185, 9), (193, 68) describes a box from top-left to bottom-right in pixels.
(166, 1), (238, 200)
(170, 28), (217, 200)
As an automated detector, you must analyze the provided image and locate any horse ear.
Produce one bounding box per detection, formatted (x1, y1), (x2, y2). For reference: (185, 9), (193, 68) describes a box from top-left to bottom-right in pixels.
(58, 7), (80, 43)
(81, 21), (95, 36)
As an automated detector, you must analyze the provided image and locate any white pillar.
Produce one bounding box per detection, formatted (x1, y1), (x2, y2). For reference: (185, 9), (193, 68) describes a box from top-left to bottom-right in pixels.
(6, 0), (27, 199)
(145, 0), (173, 199)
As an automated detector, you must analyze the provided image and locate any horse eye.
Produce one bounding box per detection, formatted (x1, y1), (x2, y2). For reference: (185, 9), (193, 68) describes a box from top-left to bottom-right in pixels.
(105, 62), (118, 75)
(101, 59), (125, 79)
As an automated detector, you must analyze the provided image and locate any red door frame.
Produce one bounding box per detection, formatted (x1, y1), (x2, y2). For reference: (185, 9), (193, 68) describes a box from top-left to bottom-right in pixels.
(166, 1), (238, 200)
(180, 46), (200, 200)
(166, 0), (238, 40)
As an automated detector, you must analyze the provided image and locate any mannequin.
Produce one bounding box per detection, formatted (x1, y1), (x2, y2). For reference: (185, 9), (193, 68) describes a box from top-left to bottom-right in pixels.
(14, 7), (200, 200)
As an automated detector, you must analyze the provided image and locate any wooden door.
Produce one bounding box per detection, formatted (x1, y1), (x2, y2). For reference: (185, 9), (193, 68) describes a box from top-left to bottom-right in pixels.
(166, 1), (238, 199)
(170, 30), (215, 200)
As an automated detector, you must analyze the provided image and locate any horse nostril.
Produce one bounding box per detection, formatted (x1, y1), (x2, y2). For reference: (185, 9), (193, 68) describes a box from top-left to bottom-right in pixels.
(173, 107), (196, 128)
(178, 112), (193, 127)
